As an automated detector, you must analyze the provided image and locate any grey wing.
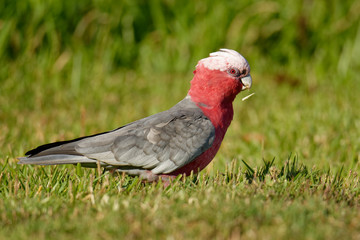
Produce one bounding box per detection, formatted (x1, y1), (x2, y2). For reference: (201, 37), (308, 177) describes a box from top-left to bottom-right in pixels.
(18, 98), (216, 175)
(76, 114), (215, 174)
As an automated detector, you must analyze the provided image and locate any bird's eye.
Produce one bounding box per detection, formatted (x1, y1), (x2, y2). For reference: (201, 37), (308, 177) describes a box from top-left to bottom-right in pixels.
(227, 68), (241, 77)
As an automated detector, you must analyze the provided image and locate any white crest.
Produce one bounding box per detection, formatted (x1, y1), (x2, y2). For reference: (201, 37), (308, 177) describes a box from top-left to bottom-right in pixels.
(197, 49), (250, 72)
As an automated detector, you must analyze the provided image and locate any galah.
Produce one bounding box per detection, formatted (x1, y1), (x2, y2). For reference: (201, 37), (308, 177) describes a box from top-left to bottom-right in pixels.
(18, 49), (252, 182)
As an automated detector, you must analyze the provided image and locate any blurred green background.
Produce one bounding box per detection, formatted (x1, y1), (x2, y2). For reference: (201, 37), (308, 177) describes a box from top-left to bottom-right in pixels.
(1, 0), (359, 171)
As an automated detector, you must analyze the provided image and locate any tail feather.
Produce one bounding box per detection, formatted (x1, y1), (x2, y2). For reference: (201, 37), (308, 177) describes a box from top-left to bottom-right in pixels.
(17, 154), (97, 166)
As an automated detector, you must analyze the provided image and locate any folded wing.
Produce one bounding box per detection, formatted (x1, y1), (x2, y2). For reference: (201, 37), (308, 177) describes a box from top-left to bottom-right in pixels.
(18, 98), (215, 175)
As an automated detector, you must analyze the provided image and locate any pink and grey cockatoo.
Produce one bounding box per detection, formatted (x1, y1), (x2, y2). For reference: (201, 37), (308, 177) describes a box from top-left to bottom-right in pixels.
(18, 49), (252, 181)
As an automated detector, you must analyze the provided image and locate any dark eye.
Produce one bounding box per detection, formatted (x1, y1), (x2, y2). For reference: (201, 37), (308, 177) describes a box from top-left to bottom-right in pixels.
(227, 68), (240, 77)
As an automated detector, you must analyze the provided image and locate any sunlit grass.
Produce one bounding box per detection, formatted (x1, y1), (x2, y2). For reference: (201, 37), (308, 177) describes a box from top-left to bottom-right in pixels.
(1, 158), (360, 239)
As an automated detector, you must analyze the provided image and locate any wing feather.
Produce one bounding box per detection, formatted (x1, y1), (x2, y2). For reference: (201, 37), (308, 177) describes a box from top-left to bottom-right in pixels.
(19, 98), (215, 175)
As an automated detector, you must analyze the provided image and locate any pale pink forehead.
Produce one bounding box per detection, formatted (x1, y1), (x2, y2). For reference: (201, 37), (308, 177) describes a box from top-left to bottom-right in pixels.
(197, 49), (250, 72)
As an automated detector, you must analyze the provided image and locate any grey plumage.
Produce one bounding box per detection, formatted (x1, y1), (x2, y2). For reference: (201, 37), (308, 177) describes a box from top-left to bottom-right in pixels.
(18, 97), (215, 175)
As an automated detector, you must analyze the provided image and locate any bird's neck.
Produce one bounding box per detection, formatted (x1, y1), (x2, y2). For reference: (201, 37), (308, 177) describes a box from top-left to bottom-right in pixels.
(198, 101), (234, 136)
(188, 70), (238, 134)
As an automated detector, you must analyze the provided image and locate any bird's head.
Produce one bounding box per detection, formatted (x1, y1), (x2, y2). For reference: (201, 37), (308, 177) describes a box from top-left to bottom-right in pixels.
(188, 49), (252, 108)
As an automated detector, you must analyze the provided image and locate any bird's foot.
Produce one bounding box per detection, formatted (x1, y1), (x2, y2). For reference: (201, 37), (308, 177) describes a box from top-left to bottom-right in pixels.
(109, 169), (177, 187)
(140, 171), (177, 187)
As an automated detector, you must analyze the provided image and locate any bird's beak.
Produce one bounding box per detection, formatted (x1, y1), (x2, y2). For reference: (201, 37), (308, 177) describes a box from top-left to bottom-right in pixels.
(241, 74), (252, 90)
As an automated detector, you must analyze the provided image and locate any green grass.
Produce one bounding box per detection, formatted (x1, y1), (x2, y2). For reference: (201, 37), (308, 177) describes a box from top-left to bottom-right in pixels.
(1, 0), (360, 239)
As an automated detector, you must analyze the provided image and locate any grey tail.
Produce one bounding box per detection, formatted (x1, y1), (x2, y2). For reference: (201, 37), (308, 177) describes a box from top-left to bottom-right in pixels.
(24, 127), (121, 157)
(17, 154), (98, 166)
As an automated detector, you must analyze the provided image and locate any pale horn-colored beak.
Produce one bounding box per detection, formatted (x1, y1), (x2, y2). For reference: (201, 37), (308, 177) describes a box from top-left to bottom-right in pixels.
(241, 74), (252, 90)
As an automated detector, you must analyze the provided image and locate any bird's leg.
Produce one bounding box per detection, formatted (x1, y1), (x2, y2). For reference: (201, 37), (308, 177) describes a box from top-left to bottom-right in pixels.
(139, 170), (160, 182)
(109, 169), (177, 187)
(139, 171), (177, 187)
(158, 175), (177, 188)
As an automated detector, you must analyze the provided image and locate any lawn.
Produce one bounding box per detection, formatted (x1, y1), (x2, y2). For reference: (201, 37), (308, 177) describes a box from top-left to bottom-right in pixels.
(1, 0), (360, 239)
